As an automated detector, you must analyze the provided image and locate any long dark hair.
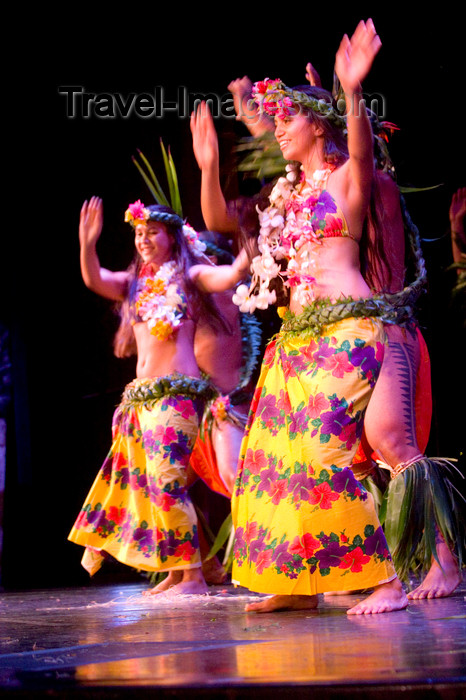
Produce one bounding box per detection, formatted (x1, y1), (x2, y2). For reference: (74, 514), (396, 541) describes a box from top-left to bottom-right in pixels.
(359, 113), (407, 294)
(298, 88), (400, 293)
(113, 204), (229, 358)
(360, 176), (398, 292)
(293, 85), (349, 165)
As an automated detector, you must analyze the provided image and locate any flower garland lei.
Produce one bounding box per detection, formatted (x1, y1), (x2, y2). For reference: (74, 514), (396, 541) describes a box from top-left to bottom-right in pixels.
(233, 166), (334, 312)
(134, 261), (187, 340)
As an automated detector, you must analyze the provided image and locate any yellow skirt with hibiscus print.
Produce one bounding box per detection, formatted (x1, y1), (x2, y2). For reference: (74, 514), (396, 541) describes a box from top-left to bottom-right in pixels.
(69, 374), (213, 574)
(231, 317), (397, 595)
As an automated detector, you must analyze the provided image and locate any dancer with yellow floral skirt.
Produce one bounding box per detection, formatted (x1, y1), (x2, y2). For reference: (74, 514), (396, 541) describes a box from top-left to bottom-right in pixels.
(228, 63), (464, 599)
(68, 197), (234, 595)
(191, 19), (408, 614)
(232, 315), (394, 595)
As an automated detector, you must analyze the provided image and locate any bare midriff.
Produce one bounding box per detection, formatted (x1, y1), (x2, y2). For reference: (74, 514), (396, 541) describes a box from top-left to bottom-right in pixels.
(133, 320), (201, 379)
(289, 237), (371, 315)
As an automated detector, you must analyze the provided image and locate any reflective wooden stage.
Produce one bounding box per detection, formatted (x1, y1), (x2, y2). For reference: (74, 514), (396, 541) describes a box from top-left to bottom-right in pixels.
(1, 579), (465, 699)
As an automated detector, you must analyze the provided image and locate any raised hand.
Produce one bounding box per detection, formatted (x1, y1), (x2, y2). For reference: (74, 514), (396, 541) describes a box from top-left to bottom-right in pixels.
(334, 18), (381, 94)
(79, 196), (103, 248)
(228, 76), (256, 122)
(228, 75), (274, 136)
(228, 76), (253, 106)
(305, 62), (322, 88)
(190, 101), (219, 172)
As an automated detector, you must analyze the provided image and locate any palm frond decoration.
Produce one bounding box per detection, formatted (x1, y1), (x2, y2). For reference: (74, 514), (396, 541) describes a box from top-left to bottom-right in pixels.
(132, 139), (183, 218)
(234, 132), (287, 180)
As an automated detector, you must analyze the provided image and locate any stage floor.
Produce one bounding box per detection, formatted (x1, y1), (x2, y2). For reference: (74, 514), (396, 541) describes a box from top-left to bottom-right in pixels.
(0, 578), (465, 699)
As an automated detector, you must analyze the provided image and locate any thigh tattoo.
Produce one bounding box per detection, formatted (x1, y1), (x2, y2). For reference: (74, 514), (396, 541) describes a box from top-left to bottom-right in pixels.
(389, 340), (418, 448)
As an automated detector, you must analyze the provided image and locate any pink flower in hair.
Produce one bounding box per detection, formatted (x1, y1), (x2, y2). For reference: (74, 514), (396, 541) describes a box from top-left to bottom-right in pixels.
(252, 78), (280, 96)
(124, 199), (147, 225)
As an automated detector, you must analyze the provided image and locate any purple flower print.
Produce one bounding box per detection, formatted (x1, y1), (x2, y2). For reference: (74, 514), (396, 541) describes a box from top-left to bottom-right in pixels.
(319, 533), (333, 547)
(234, 527), (246, 555)
(288, 353), (308, 374)
(133, 526), (154, 551)
(85, 506), (100, 526)
(119, 410), (137, 437)
(158, 538), (173, 560)
(93, 509), (110, 529)
(332, 467), (360, 494)
(116, 466), (130, 488)
(101, 457), (112, 482)
(351, 344), (379, 378)
(157, 530), (180, 559)
(320, 406), (352, 437)
(163, 432), (192, 465)
(315, 541), (349, 568)
(288, 472), (316, 501)
(312, 341), (335, 369)
(165, 395), (181, 409)
(364, 526), (390, 557)
(149, 481), (188, 506)
(313, 190), (337, 221)
(141, 429), (162, 456)
(288, 409), (310, 435)
(257, 465), (279, 493)
(257, 393), (278, 422)
(272, 541), (292, 568)
(248, 535), (267, 563)
(119, 515), (134, 542)
(329, 393), (345, 410)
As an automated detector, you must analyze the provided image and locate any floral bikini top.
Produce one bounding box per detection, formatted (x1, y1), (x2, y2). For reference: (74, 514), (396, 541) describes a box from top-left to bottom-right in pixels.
(280, 166), (354, 257)
(232, 165), (357, 313)
(130, 261), (189, 341)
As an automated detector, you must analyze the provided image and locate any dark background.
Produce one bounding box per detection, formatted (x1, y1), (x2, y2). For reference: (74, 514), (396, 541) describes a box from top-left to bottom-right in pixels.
(2, 8), (464, 590)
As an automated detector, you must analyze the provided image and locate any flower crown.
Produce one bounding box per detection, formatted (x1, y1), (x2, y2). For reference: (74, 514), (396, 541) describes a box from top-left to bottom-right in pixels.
(124, 200), (206, 254)
(252, 78), (346, 129)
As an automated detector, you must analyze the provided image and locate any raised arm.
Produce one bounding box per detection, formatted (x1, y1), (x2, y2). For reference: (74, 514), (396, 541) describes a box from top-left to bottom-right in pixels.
(79, 196), (129, 300)
(189, 248), (250, 294)
(228, 76), (274, 137)
(334, 19), (382, 209)
(190, 101), (237, 234)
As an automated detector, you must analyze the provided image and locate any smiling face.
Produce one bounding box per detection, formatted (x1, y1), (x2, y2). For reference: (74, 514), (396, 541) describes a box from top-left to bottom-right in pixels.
(274, 113), (323, 168)
(134, 221), (174, 268)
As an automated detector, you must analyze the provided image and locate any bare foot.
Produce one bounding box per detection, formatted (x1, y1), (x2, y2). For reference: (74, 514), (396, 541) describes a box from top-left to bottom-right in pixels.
(407, 545), (461, 600)
(202, 557), (228, 585)
(158, 579), (209, 596)
(347, 578), (408, 615)
(81, 547), (104, 576)
(324, 587), (372, 596)
(245, 594), (318, 613)
(144, 571), (183, 596)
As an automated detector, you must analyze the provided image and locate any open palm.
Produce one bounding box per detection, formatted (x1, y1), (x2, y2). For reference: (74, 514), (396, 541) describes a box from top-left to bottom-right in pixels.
(335, 19), (381, 93)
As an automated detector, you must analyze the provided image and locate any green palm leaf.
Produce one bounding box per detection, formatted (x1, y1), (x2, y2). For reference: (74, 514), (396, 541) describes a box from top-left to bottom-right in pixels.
(132, 140), (183, 216)
(205, 512), (233, 564)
